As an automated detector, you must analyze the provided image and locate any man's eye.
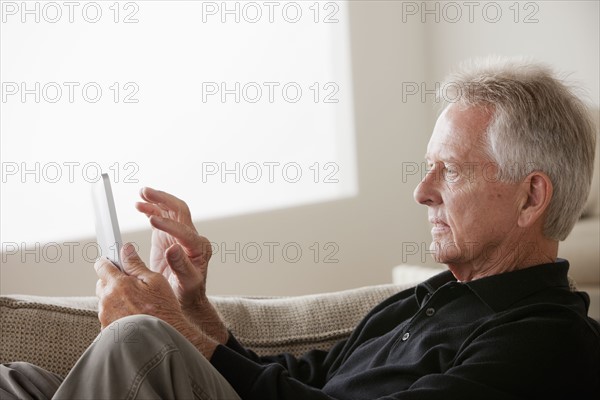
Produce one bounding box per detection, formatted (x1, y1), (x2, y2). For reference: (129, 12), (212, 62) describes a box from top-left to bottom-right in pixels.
(443, 165), (459, 180)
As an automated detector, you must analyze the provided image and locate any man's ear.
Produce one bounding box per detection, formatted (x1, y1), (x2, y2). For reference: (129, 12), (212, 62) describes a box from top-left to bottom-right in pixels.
(518, 171), (553, 229)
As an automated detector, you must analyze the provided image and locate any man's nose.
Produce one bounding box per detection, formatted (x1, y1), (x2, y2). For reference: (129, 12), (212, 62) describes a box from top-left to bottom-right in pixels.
(413, 165), (442, 206)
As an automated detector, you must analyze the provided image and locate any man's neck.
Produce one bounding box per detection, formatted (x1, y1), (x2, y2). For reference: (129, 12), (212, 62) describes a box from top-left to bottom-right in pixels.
(448, 236), (559, 282)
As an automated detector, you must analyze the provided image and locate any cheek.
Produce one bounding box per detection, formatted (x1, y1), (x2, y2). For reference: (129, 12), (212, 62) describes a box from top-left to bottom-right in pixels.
(486, 185), (521, 216)
(444, 186), (479, 226)
(472, 188), (521, 236)
(443, 184), (510, 242)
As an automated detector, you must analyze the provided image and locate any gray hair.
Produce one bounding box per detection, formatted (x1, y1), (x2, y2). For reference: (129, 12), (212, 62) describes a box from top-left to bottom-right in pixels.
(439, 56), (596, 241)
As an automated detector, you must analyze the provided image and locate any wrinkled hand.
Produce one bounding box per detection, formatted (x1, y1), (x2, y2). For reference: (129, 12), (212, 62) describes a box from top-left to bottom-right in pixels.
(135, 187), (212, 310)
(134, 187), (228, 344)
(95, 243), (219, 358)
(95, 243), (186, 329)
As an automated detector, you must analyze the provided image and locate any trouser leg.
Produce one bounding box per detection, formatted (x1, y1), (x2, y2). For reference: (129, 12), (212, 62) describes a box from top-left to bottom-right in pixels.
(52, 314), (241, 400)
(0, 362), (63, 400)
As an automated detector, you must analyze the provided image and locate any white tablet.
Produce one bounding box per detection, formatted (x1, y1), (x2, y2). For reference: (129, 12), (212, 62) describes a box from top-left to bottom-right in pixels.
(92, 173), (123, 271)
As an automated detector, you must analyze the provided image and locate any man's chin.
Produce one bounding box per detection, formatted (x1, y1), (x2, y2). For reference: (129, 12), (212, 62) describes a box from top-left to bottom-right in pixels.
(430, 240), (461, 264)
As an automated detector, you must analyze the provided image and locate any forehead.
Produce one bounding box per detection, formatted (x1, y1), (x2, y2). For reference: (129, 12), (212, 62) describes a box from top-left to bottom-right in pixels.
(426, 104), (493, 162)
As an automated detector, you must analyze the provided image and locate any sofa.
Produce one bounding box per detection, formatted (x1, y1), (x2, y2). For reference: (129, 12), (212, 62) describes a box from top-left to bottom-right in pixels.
(1, 263), (595, 382)
(0, 270), (439, 378)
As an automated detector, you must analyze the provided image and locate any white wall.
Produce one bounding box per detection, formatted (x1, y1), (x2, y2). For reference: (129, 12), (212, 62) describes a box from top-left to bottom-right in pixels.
(426, 1), (599, 105)
(1, 1), (598, 297)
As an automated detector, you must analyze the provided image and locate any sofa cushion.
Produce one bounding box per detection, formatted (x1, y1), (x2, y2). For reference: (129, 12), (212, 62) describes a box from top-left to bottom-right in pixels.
(0, 297), (100, 378)
(0, 283), (411, 377)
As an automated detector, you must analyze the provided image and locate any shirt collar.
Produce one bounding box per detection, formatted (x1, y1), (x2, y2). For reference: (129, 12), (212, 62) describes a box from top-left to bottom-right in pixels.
(415, 269), (456, 306)
(465, 259), (571, 312)
(414, 259), (571, 312)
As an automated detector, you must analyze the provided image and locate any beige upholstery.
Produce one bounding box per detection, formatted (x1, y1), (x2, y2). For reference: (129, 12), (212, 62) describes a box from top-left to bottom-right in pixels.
(0, 283), (412, 378)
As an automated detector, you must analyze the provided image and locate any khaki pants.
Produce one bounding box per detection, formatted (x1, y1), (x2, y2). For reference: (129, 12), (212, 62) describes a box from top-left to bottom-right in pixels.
(0, 315), (241, 400)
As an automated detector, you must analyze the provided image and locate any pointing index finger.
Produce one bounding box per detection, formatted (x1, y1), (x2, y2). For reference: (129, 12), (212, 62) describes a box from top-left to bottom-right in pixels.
(140, 187), (176, 205)
(139, 187), (193, 222)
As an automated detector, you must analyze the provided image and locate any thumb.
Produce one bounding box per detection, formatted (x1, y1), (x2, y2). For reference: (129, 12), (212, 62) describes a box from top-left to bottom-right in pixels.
(121, 242), (152, 280)
(166, 244), (196, 282)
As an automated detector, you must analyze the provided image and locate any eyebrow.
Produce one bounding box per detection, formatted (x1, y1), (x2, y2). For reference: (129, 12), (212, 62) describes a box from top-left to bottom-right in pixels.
(424, 154), (460, 164)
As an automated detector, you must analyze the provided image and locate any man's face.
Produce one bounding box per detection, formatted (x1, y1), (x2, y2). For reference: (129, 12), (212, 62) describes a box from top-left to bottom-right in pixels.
(414, 104), (525, 279)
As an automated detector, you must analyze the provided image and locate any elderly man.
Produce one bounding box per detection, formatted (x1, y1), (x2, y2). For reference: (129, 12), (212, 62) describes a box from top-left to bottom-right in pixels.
(2, 58), (599, 399)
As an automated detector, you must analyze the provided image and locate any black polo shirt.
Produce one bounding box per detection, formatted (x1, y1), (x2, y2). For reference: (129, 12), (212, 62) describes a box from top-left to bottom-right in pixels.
(211, 260), (600, 399)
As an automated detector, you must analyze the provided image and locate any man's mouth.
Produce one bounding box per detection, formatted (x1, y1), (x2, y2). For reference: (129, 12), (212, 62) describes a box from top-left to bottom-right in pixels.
(430, 218), (450, 233)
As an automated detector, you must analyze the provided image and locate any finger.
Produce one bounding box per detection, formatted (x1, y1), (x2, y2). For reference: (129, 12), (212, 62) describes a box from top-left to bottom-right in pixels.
(97, 305), (106, 330)
(94, 257), (122, 282)
(95, 279), (104, 298)
(149, 216), (207, 257)
(135, 202), (163, 218)
(140, 187), (193, 222)
(166, 244), (198, 283)
(121, 242), (154, 282)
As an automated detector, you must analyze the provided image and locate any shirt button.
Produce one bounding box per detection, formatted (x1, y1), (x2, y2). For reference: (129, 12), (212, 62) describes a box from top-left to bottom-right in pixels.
(426, 307), (435, 317)
(402, 332), (410, 341)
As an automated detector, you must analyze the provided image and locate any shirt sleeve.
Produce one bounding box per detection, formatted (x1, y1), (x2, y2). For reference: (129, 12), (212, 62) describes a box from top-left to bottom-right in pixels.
(210, 335), (349, 400)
